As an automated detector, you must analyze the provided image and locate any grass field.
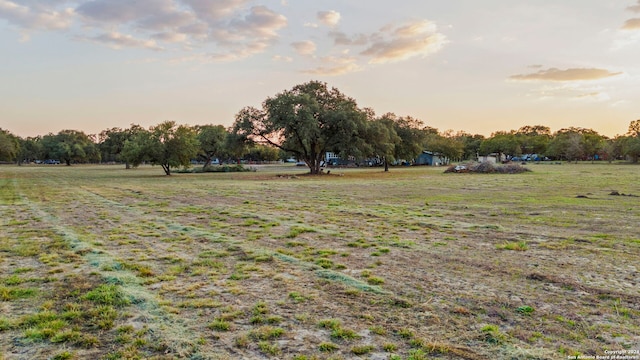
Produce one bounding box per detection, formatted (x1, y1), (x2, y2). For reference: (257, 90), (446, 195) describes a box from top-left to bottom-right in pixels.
(1, 163), (639, 360)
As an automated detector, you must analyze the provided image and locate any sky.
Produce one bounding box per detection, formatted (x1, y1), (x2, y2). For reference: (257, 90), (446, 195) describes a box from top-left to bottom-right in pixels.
(1, 0), (639, 138)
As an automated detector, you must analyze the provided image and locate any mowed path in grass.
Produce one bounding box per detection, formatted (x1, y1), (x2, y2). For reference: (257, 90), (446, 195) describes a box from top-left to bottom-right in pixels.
(1, 163), (639, 359)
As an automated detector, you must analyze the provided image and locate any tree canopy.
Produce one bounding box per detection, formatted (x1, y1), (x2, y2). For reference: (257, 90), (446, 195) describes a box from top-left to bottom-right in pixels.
(479, 131), (519, 161)
(233, 81), (370, 174)
(40, 130), (100, 165)
(2, 82), (640, 170)
(122, 121), (199, 175)
(0, 129), (19, 162)
(195, 125), (228, 169)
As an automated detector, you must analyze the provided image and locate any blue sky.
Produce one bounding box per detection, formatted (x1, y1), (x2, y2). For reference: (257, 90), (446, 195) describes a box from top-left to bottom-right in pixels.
(1, 0), (639, 137)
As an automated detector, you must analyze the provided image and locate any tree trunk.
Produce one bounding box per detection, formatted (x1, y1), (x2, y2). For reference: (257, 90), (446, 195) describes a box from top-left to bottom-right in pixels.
(203, 157), (211, 171)
(309, 161), (320, 175)
(307, 156), (322, 175)
(125, 162), (131, 169)
(162, 164), (171, 175)
(384, 157), (389, 172)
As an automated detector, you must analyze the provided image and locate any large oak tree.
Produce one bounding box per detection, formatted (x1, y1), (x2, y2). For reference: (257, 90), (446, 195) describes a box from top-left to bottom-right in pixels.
(232, 81), (369, 174)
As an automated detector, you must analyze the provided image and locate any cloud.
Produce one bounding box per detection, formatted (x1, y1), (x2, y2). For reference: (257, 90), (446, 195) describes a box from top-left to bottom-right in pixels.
(527, 82), (611, 102)
(228, 5), (287, 39)
(272, 55), (292, 62)
(611, 29), (640, 50)
(302, 56), (362, 76)
(182, 0), (249, 23)
(298, 18), (447, 76)
(627, 0), (640, 12)
(76, 0), (169, 23)
(151, 32), (187, 43)
(574, 92), (610, 101)
(621, 2), (640, 30)
(622, 18), (640, 30)
(509, 68), (623, 82)
(203, 5), (287, 60)
(0, 0), (74, 30)
(317, 10), (340, 27)
(392, 20), (436, 37)
(328, 31), (369, 46)
(77, 0), (198, 34)
(291, 40), (316, 56)
(360, 20), (447, 64)
(1, 0), (288, 61)
(84, 31), (163, 51)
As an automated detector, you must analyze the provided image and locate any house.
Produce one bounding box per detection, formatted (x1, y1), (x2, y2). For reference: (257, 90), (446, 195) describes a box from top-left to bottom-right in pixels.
(416, 151), (448, 166)
(325, 152), (340, 163)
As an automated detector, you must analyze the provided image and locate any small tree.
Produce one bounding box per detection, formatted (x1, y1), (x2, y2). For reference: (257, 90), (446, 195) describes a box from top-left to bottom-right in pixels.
(98, 125), (145, 168)
(245, 144), (281, 162)
(18, 137), (43, 164)
(452, 131), (484, 161)
(392, 115), (428, 165)
(581, 130), (605, 163)
(479, 131), (519, 162)
(0, 129), (20, 162)
(547, 127), (604, 163)
(621, 120), (640, 163)
(515, 125), (551, 156)
(628, 119), (640, 137)
(122, 121), (199, 175)
(195, 125), (228, 169)
(426, 132), (464, 163)
(363, 115), (399, 172)
(621, 136), (640, 163)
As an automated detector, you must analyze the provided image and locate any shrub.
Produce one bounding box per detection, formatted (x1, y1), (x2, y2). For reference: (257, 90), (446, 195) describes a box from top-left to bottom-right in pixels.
(331, 327), (360, 341)
(249, 326), (284, 340)
(208, 319), (231, 331)
(318, 342), (339, 352)
(351, 345), (374, 355)
(516, 305), (535, 315)
(497, 241), (528, 251)
(258, 341), (280, 356)
(318, 318), (341, 330)
(383, 343), (398, 352)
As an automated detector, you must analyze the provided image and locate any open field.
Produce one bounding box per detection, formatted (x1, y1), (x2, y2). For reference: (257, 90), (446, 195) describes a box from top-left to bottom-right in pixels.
(1, 163), (639, 360)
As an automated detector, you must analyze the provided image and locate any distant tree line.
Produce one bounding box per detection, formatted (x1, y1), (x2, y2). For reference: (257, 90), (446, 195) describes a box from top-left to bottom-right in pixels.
(1, 81), (639, 175)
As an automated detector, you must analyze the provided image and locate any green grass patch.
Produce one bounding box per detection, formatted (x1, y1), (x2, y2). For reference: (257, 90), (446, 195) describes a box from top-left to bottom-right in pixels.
(496, 241), (528, 251)
(286, 226), (316, 238)
(0, 286), (37, 301)
(83, 284), (130, 307)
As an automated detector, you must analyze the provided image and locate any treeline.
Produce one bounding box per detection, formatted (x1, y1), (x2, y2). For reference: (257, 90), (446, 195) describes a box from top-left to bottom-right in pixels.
(1, 81), (639, 175)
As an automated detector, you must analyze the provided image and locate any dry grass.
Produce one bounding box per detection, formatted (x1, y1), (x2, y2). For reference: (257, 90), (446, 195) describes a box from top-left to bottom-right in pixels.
(1, 163), (639, 359)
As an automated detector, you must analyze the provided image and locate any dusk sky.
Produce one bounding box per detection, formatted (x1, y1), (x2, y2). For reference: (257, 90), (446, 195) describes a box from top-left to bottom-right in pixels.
(1, 1), (639, 138)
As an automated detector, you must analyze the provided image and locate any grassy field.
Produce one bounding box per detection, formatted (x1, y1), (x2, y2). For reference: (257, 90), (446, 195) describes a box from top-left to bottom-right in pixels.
(0, 163), (639, 360)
